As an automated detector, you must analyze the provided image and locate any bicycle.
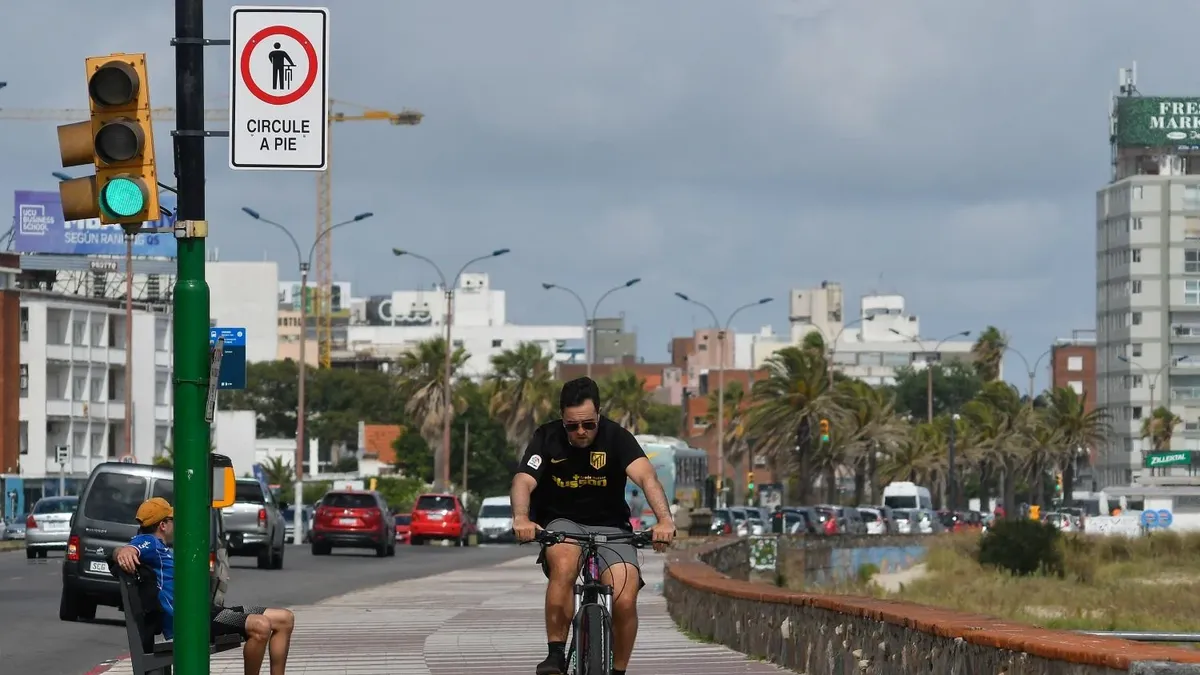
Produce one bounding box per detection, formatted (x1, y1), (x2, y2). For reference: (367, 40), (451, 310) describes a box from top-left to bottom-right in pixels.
(531, 528), (654, 675)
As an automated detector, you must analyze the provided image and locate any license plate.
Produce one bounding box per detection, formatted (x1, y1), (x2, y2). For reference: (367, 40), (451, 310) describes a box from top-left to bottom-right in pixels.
(89, 561), (109, 574)
(338, 518), (357, 525)
(47, 522), (68, 531)
(428, 514), (443, 521)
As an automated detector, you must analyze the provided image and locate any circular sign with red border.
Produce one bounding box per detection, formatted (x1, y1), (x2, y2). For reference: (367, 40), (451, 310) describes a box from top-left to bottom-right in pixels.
(239, 25), (318, 106)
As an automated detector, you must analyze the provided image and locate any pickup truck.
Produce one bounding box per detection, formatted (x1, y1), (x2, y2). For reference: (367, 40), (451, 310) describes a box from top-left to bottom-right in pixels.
(222, 479), (286, 570)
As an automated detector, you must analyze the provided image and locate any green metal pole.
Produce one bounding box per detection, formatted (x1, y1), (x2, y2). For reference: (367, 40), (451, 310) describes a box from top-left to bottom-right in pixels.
(173, 0), (211, 672)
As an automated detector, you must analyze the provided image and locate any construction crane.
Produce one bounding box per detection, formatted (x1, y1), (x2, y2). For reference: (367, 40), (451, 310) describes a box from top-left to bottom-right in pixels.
(0, 99), (422, 367)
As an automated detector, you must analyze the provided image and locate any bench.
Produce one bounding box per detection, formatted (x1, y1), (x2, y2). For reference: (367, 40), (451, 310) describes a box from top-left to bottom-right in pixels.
(114, 566), (242, 675)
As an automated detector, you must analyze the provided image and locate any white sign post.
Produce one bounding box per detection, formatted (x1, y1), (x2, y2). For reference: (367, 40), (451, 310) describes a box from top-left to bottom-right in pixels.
(229, 6), (330, 171)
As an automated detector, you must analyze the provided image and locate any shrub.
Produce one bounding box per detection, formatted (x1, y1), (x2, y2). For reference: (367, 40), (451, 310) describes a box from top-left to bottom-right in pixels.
(978, 518), (1062, 576)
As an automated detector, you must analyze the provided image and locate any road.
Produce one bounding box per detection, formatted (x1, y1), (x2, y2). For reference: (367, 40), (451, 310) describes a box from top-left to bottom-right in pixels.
(0, 543), (530, 675)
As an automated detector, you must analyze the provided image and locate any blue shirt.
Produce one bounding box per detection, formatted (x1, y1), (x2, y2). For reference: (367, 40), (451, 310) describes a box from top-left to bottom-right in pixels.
(129, 534), (176, 637)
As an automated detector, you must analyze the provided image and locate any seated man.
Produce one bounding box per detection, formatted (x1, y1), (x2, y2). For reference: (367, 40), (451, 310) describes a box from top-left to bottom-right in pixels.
(113, 497), (296, 675)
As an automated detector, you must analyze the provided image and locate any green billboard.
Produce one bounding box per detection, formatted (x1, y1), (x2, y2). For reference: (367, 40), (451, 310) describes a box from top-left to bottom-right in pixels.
(1144, 450), (1191, 468)
(1116, 97), (1200, 147)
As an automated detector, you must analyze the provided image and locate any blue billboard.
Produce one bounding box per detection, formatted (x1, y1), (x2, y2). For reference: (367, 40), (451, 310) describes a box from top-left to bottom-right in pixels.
(11, 190), (177, 257)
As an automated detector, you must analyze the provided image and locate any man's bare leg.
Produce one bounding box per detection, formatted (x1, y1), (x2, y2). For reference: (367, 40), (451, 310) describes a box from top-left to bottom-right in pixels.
(602, 563), (640, 671)
(544, 544), (581, 642)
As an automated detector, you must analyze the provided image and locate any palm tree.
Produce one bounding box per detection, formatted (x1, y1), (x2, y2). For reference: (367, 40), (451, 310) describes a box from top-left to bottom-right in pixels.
(836, 380), (909, 504)
(1043, 387), (1110, 496)
(600, 370), (654, 433)
(261, 456), (294, 486)
(745, 346), (834, 505)
(1141, 406), (1181, 452)
(394, 337), (470, 453)
(486, 342), (558, 455)
(971, 326), (1007, 382)
(704, 380), (748, 497)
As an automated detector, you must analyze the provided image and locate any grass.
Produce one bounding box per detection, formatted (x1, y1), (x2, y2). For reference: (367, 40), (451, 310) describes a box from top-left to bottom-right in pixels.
(0, 540), (22, 552)
(856, 531), (1200, 632)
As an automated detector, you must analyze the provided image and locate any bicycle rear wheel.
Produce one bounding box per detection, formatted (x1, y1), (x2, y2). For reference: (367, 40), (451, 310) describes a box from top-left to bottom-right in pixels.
(575, 603), (612, 675)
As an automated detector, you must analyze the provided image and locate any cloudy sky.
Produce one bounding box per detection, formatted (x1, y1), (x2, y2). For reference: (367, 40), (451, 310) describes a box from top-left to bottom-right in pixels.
(2, 1), (1194, 390)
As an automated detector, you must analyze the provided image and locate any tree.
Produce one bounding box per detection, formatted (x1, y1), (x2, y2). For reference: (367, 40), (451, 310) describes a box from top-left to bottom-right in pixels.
(1043, 387), (1110, 496)
(261, 455), (294, 485)
(889, 362), (982, 419)
(1141, 406), (1180, 451)
(219, 360), (300, 437)
(971, 326), (1008, 382)
(643, 401), (683, 437)
(395, 337), (470, 458)
(599, 370), (654, 433)
(486, 342), (558, 455)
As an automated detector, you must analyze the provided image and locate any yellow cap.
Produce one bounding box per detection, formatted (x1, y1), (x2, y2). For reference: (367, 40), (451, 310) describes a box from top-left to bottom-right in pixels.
(135, 497), (174, 527)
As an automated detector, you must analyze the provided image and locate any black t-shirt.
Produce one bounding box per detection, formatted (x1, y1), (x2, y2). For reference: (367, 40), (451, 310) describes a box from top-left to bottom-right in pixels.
(517, 416), (647, 529)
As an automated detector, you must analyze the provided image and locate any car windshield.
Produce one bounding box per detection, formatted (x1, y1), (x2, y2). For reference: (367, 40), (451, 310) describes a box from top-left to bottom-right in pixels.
(322, 493), (376, 509)
(395, 514), (411, 525)
(415, 495), (456, 512)
(235, 483), (265, 504)
(83, 472), (147, 524)
(859, 510), (878, 522)
(34, 497), (78, 514)
(479, 504), (512, 518)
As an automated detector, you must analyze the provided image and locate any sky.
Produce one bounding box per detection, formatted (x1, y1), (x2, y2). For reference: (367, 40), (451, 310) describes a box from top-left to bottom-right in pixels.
(3, 0), (1197, 392)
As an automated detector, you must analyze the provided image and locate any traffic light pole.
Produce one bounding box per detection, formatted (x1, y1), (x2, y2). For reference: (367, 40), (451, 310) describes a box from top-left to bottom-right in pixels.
(173, 0), (212, 672)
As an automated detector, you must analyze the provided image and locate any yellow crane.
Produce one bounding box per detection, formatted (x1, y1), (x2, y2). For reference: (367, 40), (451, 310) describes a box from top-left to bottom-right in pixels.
(0, 99), (422, 367)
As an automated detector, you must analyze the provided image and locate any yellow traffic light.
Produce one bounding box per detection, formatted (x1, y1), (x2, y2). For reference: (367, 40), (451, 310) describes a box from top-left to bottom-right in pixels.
(57, 53), (159, 226)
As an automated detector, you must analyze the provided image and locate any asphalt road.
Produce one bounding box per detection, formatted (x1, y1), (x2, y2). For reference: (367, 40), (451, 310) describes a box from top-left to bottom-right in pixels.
(0, 543), (532, 675)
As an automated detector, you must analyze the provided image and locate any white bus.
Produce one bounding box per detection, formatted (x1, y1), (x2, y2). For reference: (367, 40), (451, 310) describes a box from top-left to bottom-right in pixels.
(882, 481), (933, 511)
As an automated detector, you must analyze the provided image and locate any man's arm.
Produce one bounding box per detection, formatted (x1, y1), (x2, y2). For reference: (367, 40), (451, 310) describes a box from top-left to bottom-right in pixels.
(512, 428), (547, 523)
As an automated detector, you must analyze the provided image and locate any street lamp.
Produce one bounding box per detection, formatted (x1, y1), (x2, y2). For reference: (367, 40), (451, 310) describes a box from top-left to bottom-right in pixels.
(890, 329), (971, 422)
(673, 292), (772, 508)
(242, 207), (373, 540)
(1005, 347), (1052, 404)
(1118, 354), (1189, 474)
(541, 278), (641, 377)
(392, 247), (510, 492)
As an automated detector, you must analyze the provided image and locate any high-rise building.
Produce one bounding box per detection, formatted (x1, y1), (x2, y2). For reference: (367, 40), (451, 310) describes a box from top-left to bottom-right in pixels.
(1096, 65), (1200, 486)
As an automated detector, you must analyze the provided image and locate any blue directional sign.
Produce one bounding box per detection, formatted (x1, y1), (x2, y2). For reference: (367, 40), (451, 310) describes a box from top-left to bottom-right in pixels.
(1141, 510), (1159, 528)
(209, 327), (247, 390)
(1158, 509), (1174, 528)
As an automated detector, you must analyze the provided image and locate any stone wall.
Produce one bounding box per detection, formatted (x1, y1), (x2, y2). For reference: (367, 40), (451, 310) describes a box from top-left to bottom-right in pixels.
(664, 537), (1200, 675)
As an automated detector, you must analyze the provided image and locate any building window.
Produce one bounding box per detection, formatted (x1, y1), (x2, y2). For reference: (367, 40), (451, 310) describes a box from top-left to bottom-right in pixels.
(1188, 280), (1200, 305)
(1132, 343), (1143, 357)
(1132, 312), (1143, 325)
(1067, 356), (1083, 371)
(19, 364), (28, 397)
(1131, 249), (1142, 263)
(1131, 280), (1142, 294)
(72, 320), (87, 346)
(491, 339), (502, 348)
(1132, 217), (1143, 231)
(1188, 250), (1200, 274)
(1133, 406), (1143, 419)
(20, 307), (28, 342)
(1133, 375), (1143, 388)
(1068, 380), (1084, 394)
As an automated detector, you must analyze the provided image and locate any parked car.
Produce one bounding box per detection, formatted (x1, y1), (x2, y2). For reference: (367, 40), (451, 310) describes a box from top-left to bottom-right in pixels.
(815, 505), (867, 535)
(3, 514), (27, 541)
(476, 496), (514, 543)
(221, 479), (286, 569)
(394, 513), (412, 544)
(311, 490), (396, 556)
(771, 507), (820, 535)
(25, 496), (78, 558)
(857, 507), (887, 535)
(281, 505), (313, 544)
(409, 493), (469, 546)
(710, 508), (735, 535)
(61, 462), (228, 622)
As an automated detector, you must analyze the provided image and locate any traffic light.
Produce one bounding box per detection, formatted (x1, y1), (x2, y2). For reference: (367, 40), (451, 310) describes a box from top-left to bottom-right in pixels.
(1055, 472), (1063, 494)
(819, 418), (830, 443)
(57, 53), (159, 227)
(746, 472), (754, 490)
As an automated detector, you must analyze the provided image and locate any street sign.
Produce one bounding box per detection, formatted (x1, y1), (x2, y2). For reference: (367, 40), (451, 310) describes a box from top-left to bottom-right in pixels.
(229, 6), (330, 171)
(208, 327), (248, 390)
(55, 445), (69, 465)
(1141, 510), (1159, 528)
(1158, 509), (1174, 528)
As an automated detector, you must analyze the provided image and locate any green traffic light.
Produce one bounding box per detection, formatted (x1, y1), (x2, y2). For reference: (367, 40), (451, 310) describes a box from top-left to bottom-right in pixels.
(99, 177), (146, 219)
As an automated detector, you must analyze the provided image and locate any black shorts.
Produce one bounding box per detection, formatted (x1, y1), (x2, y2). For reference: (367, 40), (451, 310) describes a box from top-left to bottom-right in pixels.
(536, 518), (645, 590)
(210, 605), (267, 638)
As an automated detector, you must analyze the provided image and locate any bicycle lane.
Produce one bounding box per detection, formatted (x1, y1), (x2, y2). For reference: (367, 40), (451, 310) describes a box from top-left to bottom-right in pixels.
(94, 551), (791, 674)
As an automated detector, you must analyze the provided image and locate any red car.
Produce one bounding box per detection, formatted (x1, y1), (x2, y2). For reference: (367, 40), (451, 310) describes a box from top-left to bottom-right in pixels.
(409, 493), (467, 546)
(394, 512), (411, 544)
(310, 490), (396, 557)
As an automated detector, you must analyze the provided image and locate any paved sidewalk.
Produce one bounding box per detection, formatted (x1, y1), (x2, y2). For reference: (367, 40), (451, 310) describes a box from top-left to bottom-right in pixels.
(99, 552), (789, 674)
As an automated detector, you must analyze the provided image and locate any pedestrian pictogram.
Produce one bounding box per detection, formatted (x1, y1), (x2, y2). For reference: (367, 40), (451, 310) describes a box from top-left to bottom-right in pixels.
(229, 6), (330, 171)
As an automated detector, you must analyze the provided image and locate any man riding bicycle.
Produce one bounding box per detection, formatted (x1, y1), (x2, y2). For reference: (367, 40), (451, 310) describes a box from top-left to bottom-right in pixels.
(512, 376), (676, 675)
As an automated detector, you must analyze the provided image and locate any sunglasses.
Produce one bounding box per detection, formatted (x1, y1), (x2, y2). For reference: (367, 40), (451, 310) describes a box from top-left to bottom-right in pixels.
(563, 419), (598, 432)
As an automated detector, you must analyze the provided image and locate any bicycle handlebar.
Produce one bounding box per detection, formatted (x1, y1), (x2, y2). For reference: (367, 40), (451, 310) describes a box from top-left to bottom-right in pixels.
(529, 528), (655, 548)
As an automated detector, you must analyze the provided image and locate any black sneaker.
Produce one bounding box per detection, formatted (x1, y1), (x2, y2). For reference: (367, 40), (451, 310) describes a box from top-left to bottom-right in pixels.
(535, 652), (567, 675)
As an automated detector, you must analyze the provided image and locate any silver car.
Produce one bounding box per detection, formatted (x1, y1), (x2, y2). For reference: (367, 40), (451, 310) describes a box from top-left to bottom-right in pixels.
(3, 515), (27, 541)
(25, 496), (78, 559)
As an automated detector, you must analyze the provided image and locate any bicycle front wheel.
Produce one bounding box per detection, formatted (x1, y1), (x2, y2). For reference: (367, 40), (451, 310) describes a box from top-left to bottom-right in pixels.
(576, 603), (612, 675)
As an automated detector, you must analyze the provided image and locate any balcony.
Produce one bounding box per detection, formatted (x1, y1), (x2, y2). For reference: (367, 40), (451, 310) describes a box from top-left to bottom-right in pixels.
(1172, 387), (1200, 401)
(1174, 324), (1200, 339)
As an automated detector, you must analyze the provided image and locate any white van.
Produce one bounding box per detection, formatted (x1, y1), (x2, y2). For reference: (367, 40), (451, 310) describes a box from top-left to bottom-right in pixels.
(476, 496), (514, 543)
(882, 482), (933, 511)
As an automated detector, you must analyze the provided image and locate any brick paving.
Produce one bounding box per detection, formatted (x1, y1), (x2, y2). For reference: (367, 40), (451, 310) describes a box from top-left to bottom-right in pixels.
(99, 551), (789, 674)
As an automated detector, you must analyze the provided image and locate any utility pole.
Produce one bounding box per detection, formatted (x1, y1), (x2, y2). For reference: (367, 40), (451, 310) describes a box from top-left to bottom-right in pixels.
(173, 0), (214, 671)
(125, 234), (134, 459)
